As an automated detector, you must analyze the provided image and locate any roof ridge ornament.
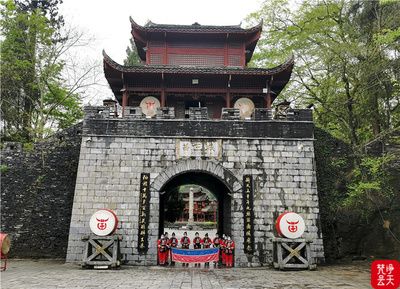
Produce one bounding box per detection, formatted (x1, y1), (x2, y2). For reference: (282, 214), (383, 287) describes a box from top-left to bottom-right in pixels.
(145, 20), (155, 27)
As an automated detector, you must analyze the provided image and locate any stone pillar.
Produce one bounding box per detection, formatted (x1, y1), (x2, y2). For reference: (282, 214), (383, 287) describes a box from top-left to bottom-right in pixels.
(188, 187), (194, 224)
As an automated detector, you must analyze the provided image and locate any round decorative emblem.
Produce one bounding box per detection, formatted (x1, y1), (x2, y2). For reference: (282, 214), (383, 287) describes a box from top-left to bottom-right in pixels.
(234, 98), (255, 119)
(275, 212), (305, 239)
(89, 209), (118, 236)
(140, 96), (160, 117)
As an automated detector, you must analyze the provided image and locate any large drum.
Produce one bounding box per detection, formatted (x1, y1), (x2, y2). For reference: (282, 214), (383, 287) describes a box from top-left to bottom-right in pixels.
(89, 209), (118, 236)
(275, 212), (305, 239)
(0, 233), (11, 256)
(234, 97), (255, 119)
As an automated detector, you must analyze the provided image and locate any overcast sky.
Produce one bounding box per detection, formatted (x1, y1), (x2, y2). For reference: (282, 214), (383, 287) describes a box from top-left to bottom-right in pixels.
(60, 0), (263, 103)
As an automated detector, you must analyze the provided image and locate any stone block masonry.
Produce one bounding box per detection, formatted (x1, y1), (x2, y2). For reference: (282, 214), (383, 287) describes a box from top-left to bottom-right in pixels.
(66, 113), (324, 266)
(1, 124), (82, 258)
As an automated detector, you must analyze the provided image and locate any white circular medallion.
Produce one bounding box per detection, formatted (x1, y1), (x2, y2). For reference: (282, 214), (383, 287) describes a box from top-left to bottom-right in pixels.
(140, 96), (160, 117)
(234, 98), (255, 119)
(275, 212), (305, 239)
(89, 209), (118, 236)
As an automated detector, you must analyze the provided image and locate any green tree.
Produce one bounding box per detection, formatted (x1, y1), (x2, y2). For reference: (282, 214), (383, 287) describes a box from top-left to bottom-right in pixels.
(247, 0), (399, 149)
(124, 37), (141, 65)
(0, 0), (83, 142)
(246, 0), (399, 245)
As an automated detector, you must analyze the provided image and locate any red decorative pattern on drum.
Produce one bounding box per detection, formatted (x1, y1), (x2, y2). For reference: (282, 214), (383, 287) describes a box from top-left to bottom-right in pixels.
(275, 212), (305, 239)
(0, 233), (11, 256)
(89, 209), (118, 236)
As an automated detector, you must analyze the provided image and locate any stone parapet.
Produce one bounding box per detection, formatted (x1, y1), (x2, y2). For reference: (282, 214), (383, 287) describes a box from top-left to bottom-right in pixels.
(189, 107), (208, 120)
(124, 106), (143, 119)
(156, 107), (175, 119)
(82, 118), (314, 139)
(221, 108), (241, 120)
(253, 108), (273, 120)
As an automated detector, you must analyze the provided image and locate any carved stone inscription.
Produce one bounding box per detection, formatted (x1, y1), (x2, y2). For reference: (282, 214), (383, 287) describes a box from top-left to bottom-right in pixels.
(176, 139), (222, 159)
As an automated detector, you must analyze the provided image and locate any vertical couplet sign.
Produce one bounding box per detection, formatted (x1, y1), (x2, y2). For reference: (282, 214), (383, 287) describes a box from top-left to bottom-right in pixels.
(137, 173), (150, 253)
(243, 175), (254, 253)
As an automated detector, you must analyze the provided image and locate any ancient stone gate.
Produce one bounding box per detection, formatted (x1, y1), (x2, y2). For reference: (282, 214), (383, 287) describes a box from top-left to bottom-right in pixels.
(66, 107), (324, 266)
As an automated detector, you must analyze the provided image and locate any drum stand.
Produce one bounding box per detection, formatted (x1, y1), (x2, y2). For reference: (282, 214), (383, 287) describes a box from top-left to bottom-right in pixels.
(273, 237), (316, 270)
(81, 235), (122, 269)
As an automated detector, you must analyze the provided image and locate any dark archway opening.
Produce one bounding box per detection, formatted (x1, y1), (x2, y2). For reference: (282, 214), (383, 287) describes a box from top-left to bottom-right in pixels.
(158, 171), (232, 239)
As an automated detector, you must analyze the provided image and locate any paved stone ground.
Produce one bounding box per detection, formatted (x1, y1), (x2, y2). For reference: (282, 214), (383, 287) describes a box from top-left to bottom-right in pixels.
(1, 260), (371, 289)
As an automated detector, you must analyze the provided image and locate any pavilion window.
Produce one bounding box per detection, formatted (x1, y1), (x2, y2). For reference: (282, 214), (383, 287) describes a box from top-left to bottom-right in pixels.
(228, 55), (242, 67)
(168, 54), (225, 67)
(150, 53), (162, 65)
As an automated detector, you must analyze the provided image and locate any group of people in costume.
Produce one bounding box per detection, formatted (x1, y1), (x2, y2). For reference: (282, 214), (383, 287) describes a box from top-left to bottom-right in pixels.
(157, 232), (235, 267)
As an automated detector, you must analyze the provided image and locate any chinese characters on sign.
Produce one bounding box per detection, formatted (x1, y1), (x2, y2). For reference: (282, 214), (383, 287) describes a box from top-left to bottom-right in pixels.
(177, 139), (221, 159)
(371, 260), (400, 289)
(137, 173), (151, 253)
(243, 175), (254, 254)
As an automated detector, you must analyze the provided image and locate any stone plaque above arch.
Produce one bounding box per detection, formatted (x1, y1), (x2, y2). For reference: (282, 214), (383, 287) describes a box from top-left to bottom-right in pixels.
(176, 139), (222, 159)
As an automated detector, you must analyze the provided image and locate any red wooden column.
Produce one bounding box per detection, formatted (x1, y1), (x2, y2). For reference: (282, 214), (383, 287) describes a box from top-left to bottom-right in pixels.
(226, 74), (232, 108)
(226, 90), (231, 108)
(265, 77), (273, 109)
(146, 41), (149, 65)
(161, 73), (166, 107)
(163, 32), (168, 65)
(265, 94), (272, 109)
(121, 88), (128, 117)
(224, 34), (229, 66)
(161, 90), (166, 107)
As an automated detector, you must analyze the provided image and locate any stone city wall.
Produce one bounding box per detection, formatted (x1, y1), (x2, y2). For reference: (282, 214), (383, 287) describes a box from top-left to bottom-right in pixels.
(0, 124), (82, 258)
(66, 115), (324, 266)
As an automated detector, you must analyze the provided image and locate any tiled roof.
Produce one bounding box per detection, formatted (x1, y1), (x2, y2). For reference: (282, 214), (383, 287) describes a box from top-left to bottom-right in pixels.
(103, 50), (294, 76)
(130, 17), (263, 34)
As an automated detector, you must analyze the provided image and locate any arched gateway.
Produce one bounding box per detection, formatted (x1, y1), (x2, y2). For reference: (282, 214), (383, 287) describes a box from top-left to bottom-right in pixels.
(152, 160), (241, 241)
(66, 18), (325, 266)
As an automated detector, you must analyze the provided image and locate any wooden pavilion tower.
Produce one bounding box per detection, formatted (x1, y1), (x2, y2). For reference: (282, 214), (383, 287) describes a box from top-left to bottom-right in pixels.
(103, 18), (294, 119)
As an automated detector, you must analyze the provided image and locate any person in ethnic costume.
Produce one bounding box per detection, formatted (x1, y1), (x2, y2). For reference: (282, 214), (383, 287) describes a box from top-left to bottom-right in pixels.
(168, 232), (178, 266)
(193, 232), (202, 267)
(221, 234), (227, 266)
(164, 232), (170, 265)
(157, 234), (168, 265)
(202, 233), (212, 267)
(180, 231), (190, 267)
(225, 236), (235, 267)
(212, 233), (222, 267)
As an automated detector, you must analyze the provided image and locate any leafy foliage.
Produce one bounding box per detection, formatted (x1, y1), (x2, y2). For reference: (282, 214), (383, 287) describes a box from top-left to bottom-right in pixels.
(124, 37), (142, 66)
(247, 0), (400, 255)
(0, 0), (83, 142)
(344, 155), (395, 218)
(247, 0), (400, 148)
